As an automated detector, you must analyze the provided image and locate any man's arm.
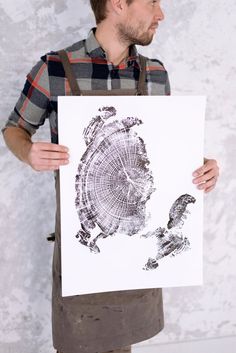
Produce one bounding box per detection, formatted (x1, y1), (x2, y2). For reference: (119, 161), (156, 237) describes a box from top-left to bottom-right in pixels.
(3, 127), (69, 171)
(2, 54), (70, 172)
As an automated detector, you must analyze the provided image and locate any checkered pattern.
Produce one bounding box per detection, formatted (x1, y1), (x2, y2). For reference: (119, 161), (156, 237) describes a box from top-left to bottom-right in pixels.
(4, 28), (170, 143)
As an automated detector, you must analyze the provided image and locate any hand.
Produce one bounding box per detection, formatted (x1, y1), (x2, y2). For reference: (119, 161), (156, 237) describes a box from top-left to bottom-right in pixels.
(192, 158), (219, 193)
(26, 142), (69, 171)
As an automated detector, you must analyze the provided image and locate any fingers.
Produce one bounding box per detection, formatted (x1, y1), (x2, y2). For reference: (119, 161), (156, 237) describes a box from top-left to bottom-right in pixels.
(196, 176), (217, 192)
(192, 158), (219, 193)
(27, 142), (70, 171)
(35, 150), (69, 160)
(193, 159), (219, 177)
(192, 169), (217, 185)
(204, 184), (216, 193)
(31, 142), (69, 153)
(33, 158), (69, 171)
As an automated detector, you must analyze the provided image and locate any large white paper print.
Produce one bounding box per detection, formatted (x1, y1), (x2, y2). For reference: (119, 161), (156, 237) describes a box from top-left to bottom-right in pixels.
(58, 96), (206, 296)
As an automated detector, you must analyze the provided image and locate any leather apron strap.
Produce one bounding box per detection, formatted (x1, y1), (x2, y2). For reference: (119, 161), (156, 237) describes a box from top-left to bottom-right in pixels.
(58, 50), (81, 96)
(58, 50), (147, 96)
(137, 54), (148, 95)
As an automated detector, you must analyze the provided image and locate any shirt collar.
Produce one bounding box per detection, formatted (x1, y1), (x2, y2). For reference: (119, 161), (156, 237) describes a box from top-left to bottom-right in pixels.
(85, 28), (140, 67)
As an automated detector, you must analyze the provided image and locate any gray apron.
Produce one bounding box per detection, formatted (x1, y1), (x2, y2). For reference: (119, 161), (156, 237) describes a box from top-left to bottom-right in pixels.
(52, 50), (164, 353)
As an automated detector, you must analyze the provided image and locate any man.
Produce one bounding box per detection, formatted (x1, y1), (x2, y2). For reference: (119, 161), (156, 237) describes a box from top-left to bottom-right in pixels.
(2, 1), (219, 353)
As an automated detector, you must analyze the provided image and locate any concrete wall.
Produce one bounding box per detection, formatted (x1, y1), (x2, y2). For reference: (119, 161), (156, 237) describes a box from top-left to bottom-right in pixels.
(0, 0), (235, 352)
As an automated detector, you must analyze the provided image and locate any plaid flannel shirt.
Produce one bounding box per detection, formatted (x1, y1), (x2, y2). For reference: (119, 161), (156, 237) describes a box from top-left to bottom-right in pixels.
(4, 29), (170, 143)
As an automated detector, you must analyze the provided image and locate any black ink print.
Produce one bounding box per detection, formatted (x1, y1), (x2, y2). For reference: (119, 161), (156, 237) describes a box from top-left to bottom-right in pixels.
(75, 106), (196, 270)
(167, 194), (196, 229)
(141, 194), (195, 271)
(75, 106), (155, 253)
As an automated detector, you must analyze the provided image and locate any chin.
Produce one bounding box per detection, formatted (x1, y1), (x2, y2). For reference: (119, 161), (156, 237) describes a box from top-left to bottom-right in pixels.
(137, 36), (154, 46)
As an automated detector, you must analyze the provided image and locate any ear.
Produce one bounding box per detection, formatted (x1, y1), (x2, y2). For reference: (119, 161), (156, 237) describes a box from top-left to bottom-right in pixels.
(109, 0), (127, 15)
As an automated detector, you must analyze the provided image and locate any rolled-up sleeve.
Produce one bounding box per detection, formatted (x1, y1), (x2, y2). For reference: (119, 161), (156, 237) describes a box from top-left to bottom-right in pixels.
(3, 55), (50, 136)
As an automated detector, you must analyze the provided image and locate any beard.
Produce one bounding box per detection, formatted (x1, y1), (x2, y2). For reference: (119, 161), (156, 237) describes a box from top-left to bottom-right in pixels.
(117, 22), (155, 46)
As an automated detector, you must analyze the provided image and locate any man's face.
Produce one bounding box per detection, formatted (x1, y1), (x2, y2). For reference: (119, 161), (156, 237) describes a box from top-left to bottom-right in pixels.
(117, 0), (164, 46)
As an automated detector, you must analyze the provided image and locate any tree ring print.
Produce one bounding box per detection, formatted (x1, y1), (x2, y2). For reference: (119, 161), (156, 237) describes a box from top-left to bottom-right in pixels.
(75, 106), (196, 269)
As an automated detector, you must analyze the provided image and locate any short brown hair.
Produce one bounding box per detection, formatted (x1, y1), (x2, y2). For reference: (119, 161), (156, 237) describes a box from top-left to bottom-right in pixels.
(90, 0), (134, 24)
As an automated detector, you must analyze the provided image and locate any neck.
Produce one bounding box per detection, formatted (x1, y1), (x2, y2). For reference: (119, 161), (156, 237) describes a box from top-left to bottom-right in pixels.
(95, 23), (130, 66)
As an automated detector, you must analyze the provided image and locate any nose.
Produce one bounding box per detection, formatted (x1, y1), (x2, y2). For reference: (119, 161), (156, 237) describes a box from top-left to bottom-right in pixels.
(154, 4), (164, 21)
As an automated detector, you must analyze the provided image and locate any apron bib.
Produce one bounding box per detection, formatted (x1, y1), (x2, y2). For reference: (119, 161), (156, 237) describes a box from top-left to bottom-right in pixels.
(52, 50), (164, 353)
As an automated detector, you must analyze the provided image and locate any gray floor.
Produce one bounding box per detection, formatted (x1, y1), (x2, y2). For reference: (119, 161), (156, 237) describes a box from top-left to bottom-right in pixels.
(133, 336), (236, 353)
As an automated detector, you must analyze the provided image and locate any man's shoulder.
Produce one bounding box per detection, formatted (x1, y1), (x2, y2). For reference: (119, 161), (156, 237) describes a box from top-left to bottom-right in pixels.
(138, 54), (170, 93)
(144, 56), (168, 72)
(44, 38), (87, 62)
(64, 38), (87, 55)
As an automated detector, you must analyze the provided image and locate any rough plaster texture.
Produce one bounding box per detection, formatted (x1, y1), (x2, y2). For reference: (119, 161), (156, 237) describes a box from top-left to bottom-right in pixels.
(0, 0), (235, 352)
